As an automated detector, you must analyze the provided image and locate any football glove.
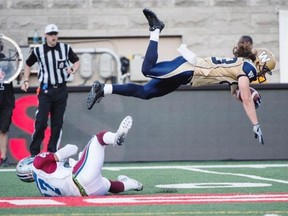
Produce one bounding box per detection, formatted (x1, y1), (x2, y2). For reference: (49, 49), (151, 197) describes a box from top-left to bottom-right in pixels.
(253, 124), (264, 145)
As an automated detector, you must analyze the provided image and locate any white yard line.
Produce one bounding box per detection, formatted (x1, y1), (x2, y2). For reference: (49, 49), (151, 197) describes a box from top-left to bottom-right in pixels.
(2, 163), (288, 172)
(181, 167), (288, 185)
(104, 163), (288, 171)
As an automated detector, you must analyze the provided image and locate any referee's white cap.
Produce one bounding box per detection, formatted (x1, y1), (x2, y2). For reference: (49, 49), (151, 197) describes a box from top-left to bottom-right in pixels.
(45, 24), (59, 34)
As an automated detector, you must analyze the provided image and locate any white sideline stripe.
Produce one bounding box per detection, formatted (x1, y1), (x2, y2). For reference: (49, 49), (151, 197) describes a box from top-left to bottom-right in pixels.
(2, 163), (288, 172)
(85, 194), (288, 204)
(85, 197), (288, 204)
(156, 182), (272, 188)
(0, 199), (64, 206)
(1, 194), (288, 207)
(182, 167), (288, 185)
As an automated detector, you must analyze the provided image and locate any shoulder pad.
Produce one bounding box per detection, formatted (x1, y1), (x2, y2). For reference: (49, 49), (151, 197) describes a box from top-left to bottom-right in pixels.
(242, 60), (257, 82)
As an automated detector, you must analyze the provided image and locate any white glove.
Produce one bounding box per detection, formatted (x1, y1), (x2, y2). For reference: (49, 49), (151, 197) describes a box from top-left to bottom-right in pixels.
(253, 124), (264, 145)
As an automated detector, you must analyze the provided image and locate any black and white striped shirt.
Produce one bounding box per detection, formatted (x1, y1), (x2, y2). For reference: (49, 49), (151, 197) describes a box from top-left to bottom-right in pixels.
(26, 43), (79, 85)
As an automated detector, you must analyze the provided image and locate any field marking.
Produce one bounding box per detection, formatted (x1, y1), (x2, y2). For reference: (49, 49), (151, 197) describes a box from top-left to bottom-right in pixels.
(156, 182), (271, 189)
(2, 163), (287, 187)
(104, 163), (288, 171)
(2, 163), (288, 173)
(1, 193), (288, 208)
(182, 167), (288, 185)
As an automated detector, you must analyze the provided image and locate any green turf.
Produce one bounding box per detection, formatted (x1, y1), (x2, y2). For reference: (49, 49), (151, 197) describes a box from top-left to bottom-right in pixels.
(1, 203), (288, 216)
(1, 160), (288, 215)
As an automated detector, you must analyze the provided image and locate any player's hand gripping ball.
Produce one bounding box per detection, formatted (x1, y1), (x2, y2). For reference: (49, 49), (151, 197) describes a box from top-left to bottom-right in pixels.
(237, 87), (261, 109)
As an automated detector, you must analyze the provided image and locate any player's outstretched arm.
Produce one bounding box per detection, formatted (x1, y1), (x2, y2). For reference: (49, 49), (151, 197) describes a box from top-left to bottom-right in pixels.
(238, 76), (264, 144)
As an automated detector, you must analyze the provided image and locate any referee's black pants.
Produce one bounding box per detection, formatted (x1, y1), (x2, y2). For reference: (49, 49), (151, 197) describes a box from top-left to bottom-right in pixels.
(29, 84), (68, 156)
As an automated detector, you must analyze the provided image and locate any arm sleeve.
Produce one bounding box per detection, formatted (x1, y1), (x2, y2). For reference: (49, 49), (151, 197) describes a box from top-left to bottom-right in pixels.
(33, 152), (56, 172)
(25, 49), (38, 67)
(68, 47), (79, 63)
(242, 61), (257, 82)
(55, 144), (78, 162)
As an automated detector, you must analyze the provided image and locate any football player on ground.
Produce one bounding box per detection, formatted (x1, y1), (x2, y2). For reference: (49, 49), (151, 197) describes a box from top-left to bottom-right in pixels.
(16, 116), (143, 196)
(87, 9), (276, 145)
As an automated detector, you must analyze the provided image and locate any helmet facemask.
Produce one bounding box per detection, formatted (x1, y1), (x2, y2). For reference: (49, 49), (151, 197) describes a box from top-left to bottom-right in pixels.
(257, 63), (273, 83)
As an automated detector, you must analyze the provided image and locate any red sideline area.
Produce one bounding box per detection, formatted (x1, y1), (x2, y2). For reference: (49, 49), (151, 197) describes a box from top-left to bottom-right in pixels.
(1, 193), (288, 208)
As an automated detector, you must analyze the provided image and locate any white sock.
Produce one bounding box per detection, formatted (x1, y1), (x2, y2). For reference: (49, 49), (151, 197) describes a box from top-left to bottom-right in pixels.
(150, 29), (160, 42)
(103, 131), (116, 145)
(104, 84), (113, 95)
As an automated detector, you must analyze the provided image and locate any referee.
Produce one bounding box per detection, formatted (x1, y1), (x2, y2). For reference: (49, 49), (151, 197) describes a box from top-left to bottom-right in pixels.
(21, 24), (80, 156)
(0, 40), (15, 166)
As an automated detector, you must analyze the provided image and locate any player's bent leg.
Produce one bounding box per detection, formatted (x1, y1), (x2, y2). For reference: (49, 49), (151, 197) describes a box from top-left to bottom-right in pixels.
(73, 136), (106, 195)
(108, 179), (125, 193)
(143, 56), (188, 79)
(88, 177), (111, 196)
(141, 73), (192, 99)
(112, 83), (148, 99)
(142, 40), (159, 75)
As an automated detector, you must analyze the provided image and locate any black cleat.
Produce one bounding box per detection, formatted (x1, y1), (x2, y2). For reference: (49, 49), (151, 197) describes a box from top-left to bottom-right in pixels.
(0, 157), (9, 167)
(87, 81), (105, 110)
(143, 8), (165, 32)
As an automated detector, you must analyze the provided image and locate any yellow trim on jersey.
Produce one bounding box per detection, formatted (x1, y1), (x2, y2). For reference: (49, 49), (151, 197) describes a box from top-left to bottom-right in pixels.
(72, 176), (88, 196)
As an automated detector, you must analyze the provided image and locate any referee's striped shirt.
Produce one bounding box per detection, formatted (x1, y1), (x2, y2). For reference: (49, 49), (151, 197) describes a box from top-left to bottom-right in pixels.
(26, 42), (79, 85)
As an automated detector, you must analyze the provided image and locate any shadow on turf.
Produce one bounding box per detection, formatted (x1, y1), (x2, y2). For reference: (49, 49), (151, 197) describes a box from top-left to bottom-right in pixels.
(156, 188), (178, 193)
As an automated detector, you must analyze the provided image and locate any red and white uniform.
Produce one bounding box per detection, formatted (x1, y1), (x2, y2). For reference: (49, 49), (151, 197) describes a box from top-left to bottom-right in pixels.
(32, 131), (111, 196)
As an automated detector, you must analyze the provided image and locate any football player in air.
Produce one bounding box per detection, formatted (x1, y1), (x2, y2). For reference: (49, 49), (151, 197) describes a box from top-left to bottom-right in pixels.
(87, 9), (276, 145)
(16, 116), (143, 196)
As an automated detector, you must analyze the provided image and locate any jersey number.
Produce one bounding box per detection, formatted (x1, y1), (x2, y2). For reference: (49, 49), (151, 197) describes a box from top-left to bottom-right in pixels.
(37, 178), (62, 196)
(211, 57), (237, 64)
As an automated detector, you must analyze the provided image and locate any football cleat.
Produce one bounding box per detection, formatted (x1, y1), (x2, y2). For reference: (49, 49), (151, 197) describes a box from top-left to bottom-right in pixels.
(87, 81), (105, 110)
(143, 8), (165, 32)
(114, 116), (133, 146)
(117, 175), (143, 191)
(0, 157), (9, 167)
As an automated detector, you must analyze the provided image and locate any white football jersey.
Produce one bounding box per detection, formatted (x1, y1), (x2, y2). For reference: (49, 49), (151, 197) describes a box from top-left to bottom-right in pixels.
(32, 152), (81, 196)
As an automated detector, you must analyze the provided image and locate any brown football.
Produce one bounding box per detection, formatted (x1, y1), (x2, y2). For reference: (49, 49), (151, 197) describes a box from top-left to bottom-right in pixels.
(237, 87), (261, 102)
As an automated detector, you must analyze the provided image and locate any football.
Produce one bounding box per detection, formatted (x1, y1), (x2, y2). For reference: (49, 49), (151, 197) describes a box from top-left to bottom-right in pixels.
(236, 87), (261, 102)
